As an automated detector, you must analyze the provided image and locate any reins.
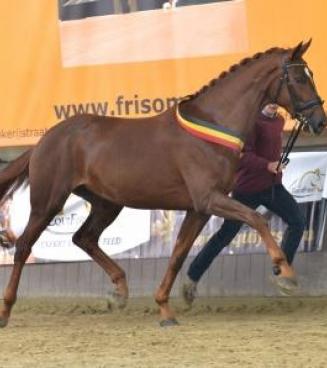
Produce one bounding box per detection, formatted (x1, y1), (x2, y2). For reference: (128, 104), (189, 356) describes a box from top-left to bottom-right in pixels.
(272, 118), (303, 201)
(276, 117), (305, 172)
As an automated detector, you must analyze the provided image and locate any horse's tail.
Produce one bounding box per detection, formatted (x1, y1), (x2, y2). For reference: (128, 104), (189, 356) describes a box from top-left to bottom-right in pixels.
(0, 149), (32, 204)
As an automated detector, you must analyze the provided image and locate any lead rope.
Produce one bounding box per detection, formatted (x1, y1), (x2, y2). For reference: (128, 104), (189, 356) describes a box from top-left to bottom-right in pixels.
(278, 119), (304, 170)
(272, 118), (305, 201)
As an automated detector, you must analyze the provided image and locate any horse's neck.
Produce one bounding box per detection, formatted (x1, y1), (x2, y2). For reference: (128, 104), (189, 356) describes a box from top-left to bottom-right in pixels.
(184, 59), (280, 138)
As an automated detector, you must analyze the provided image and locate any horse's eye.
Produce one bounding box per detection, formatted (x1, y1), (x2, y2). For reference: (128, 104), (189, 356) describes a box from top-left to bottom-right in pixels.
(295, 76), (306, 84)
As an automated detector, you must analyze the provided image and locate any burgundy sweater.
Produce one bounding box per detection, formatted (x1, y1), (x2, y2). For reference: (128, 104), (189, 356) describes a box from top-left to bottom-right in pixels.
(234, 112), (284, 194)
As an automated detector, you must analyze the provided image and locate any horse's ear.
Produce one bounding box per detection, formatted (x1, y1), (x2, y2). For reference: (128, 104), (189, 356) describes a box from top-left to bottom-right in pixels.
(301, 38), (312, 55)
(290, 39), (312, 60)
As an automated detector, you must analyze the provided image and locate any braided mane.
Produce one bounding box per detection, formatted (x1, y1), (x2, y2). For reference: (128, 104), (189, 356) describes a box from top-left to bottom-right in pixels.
(183, 47), (287, 101)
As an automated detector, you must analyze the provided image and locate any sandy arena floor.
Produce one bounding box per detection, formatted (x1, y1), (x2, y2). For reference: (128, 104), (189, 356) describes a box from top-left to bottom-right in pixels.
(1, 296), (327, 368)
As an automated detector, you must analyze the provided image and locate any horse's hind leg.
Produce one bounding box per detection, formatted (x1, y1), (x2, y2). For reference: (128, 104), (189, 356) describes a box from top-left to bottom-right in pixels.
(72, 200), (128, 308)
(0, 196), (69, 327)
(155, 210), (209, 326)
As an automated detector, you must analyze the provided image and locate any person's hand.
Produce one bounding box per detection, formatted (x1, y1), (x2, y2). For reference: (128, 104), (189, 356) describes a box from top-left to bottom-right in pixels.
(267, 161), (285, 174)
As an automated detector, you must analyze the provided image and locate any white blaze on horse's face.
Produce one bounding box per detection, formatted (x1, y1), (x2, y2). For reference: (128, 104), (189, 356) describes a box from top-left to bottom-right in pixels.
(304, 66), (313, 82)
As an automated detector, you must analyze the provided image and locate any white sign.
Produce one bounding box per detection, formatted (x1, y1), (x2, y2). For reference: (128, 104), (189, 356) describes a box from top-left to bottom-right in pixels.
(9, 187), (150, 262)
(282, 151), (327, 203)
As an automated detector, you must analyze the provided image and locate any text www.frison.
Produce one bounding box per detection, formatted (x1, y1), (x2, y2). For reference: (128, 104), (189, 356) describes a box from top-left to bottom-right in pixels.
(54, 95), (181, 120)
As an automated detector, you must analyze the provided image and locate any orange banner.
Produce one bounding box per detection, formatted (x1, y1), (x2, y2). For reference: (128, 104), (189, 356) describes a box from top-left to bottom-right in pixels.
(0, 0), (326, 147)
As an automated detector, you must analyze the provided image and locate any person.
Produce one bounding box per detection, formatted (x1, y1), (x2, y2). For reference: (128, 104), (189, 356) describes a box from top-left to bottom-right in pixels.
(183, 103), (306, 303)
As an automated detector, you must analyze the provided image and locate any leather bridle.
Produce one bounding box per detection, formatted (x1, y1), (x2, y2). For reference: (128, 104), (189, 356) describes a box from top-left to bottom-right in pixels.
(273, 61), (324, 171)
(273, 61), (324, 129)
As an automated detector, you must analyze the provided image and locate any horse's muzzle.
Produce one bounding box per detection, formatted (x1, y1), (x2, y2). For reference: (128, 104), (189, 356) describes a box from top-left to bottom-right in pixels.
(315, 117), (327, 135)
(302, 117), (326, 135)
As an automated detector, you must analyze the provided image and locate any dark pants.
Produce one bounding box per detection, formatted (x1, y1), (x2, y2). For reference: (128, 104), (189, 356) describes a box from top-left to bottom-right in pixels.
(188, 184), (306, 282)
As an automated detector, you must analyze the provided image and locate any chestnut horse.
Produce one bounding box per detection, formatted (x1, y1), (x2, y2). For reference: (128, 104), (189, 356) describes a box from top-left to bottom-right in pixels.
(0, 41), (325, 327)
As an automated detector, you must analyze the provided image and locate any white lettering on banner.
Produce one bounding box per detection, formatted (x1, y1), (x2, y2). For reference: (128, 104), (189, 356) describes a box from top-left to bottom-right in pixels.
(282, 152), (327, 203)
(7, 187), (150, 262)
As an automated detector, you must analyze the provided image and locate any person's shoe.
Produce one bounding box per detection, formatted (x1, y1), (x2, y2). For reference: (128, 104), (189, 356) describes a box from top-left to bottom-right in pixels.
(182, 277), (197, 306)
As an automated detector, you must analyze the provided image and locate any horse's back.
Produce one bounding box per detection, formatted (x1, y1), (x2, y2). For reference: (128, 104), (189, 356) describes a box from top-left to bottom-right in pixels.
(28, 111), (193, 208)
(31, 112), (171, 162)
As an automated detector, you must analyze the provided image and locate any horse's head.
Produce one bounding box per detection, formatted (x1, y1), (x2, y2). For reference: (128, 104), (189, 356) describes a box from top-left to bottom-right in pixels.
(272, 40), (326, 135)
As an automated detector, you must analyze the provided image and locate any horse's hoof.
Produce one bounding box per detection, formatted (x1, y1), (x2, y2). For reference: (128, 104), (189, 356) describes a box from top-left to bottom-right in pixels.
(107, 291), (128, 310)
(0, 318), (8, 328)
(159, 318), (179, 327)
(182, 280), (197, 306)
(270, 275), (298, 296)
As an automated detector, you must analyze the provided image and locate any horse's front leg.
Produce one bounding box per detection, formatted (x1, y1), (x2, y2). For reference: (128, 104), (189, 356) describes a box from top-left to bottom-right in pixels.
(155, 210), (209, 327)
(203, 191), (297, 289)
